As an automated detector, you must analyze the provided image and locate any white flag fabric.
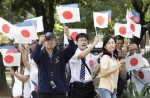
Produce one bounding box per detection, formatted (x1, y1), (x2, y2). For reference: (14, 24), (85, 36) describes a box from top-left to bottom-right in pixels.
(64, 29), (86, 44)
(93, 12), (108, 28)
(57, 6), (80, 23)
(114, 23), (132, 38)
(0, 18), (14, 39)
(24, 16), (43, 33)
(127, 18), (141, 38)
(3, 53), (21, 66)
(125, 53), (144, 72)
(133, 68), (150, 93)
(14, 26), (38, 43)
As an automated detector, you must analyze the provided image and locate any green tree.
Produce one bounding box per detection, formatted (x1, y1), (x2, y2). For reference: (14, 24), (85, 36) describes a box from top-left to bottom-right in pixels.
(0, 0), (12, 96)
(131, 0), (150, 47)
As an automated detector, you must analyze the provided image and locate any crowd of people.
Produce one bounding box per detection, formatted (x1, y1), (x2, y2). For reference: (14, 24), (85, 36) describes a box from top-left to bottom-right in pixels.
(0, 26), (149, 98)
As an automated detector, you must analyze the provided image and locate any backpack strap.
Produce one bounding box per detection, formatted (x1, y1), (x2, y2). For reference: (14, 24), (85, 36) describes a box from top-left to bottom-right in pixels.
(81, 58), (91, 75)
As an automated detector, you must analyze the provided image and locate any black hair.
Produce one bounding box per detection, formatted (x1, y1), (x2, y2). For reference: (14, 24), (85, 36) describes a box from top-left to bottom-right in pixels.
(115, 35), (124, 42)
(102, 36), (118, 59)
(76, 33), (88, 41)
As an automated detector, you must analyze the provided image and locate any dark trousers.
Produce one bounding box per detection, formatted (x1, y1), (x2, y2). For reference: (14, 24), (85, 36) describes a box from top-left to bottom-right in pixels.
(71, 81), (96, 98)
(38, 93), (66, 98)
(117, 77), (125, 97)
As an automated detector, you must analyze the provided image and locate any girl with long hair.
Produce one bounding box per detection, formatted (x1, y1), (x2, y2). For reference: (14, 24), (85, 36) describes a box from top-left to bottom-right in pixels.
(11, 47), (30, 98)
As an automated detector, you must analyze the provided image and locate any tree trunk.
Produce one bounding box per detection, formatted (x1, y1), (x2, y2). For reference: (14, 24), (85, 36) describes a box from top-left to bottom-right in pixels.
(131, 0), (149, 47)
(31, 0), (55, 34)
(0, 52), (11, 96)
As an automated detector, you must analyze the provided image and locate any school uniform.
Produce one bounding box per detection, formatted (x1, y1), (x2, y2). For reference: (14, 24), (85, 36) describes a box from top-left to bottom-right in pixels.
(69, 48), (98, 98)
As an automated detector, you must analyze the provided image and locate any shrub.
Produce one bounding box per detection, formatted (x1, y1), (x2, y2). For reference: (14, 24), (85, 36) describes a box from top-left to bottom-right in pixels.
(143, 50), (150, 64)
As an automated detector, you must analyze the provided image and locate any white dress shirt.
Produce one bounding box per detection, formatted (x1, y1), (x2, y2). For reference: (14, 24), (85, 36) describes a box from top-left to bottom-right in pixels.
(69, 48), (98, 83)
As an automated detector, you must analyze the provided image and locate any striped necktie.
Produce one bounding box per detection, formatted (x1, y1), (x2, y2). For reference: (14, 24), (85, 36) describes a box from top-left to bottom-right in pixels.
(80, 58), (85, 81)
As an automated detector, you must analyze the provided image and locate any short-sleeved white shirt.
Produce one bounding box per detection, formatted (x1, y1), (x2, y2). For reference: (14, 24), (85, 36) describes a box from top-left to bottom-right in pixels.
(69, 48), (98, 83)
(12, 67), (22, 97)
(23, 68), (31, 98)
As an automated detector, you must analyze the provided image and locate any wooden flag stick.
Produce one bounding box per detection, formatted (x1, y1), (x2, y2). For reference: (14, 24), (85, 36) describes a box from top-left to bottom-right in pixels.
(95, 27), (98, 35)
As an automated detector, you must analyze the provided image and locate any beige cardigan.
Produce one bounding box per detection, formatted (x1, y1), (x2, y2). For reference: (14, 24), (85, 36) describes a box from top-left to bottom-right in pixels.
(98, 55), (119, 93)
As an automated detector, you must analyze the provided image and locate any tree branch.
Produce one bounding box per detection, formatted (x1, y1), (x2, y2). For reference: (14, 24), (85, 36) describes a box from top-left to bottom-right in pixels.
(131, 0), (142, 13)
(143, 3), (150, 14)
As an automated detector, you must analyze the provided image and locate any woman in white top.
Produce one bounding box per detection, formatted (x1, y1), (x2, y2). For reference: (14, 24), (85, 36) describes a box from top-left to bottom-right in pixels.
(11, 47), (31, 98)
(26, 40), (38, 98)
(98, 36), (124, 98)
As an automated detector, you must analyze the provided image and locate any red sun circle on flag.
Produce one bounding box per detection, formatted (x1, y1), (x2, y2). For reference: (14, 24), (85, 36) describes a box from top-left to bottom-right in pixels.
(89, 60), (94, 67)
(138, 71), (144, 79)
(2, 24), (10, 33)
(119, 26), (126, 35)
(63, 10), (73, 19)
(71, 32), (78, 41)
(96, 16), (104, 25)
(130, 58), (138, 66)
(21, 30), (30, 38)
(130, 24), (135, 32)
(4, 55), (14, 64)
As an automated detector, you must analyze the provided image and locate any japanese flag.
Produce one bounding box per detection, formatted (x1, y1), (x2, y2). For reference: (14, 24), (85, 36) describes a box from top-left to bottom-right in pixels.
(127, 18), (141, 38)
(114, 23), (132, 38)
(56, 6), (80, 23)
(0, 18), (14, 39)
(125, 53), (144, 72)
(93, 12), (108, 28)
(3, 53), (21, 66)
(64, 29), (86, 44)
(24, 16), (43, 33)
(14, 26), (38, 43)
(133, 68), (150, 93)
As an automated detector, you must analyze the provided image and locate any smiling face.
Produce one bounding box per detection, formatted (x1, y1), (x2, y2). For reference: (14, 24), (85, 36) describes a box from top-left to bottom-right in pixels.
(104, 38), (116, 53)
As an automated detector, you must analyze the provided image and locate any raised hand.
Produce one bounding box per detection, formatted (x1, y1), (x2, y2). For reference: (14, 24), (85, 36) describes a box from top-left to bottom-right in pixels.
(39, 35), (46, 45)
(93, 35), (100, 46)
(64, 26), (71, 40)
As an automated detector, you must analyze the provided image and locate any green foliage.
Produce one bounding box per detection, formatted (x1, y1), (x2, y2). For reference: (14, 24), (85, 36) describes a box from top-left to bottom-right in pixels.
(143, 50), (150, 63)
(120, 81), (150, 98)
(64, 0), (132, 41)
(0, 34), (10, 45)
